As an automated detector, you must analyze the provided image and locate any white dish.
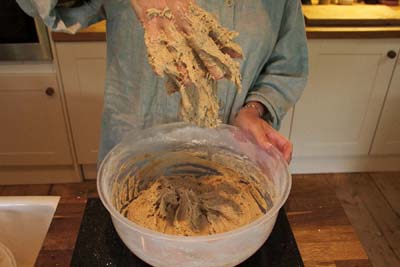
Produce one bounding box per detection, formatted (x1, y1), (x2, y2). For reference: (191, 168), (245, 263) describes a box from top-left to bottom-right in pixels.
(0, 196), (60, 267)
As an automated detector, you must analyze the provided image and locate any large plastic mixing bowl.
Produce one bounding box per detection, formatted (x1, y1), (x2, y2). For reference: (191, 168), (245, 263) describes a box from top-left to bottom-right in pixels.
(97, 123), (291, 267)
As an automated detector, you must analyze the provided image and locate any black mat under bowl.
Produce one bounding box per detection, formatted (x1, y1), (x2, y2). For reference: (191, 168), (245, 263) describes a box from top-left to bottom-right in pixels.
(71, 198), (303, 267)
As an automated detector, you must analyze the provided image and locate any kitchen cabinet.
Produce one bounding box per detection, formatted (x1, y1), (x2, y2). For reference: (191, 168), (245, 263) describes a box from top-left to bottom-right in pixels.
(371, 55), (400, 155)
(56, 42), (106, 164)
(291, 39), (399, 158)
(0, 71), (73, 165)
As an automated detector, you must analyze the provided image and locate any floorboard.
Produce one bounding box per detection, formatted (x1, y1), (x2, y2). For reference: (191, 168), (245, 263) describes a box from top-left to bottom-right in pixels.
(0, 184), (51, 196)
(369, 172), (400, 216)
(289, 174), (369, 266)
(335, 173), (400, 267)
(49, 181), (98, 201)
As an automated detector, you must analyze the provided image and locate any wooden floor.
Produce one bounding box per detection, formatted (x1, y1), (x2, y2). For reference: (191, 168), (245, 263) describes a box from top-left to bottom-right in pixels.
(333, 172), (400, 267)
(0, 172), (399, 267)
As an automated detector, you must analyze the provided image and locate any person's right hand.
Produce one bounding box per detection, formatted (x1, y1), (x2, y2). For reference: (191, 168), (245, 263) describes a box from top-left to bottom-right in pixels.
(130, 0), (243, 126)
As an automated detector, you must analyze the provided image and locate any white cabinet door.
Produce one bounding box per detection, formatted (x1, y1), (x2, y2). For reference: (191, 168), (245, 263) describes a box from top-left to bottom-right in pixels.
(371, 53), (400, 155)
(0, 74), (73, 165)
(291, 39), (398, 157)
(56, 42), (106, 164)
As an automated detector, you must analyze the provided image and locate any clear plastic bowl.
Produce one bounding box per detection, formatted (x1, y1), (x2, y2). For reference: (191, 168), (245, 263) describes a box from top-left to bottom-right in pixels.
(97, 123), (291, 267)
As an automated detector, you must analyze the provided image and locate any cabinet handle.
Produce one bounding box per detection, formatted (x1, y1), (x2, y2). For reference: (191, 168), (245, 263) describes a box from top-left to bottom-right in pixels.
(45, 87), (55, 96)
(387, 50), (397, 59)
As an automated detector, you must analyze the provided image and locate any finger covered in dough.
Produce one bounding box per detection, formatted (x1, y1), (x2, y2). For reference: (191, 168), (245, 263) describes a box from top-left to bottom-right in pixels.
(183, 3), (243, 91)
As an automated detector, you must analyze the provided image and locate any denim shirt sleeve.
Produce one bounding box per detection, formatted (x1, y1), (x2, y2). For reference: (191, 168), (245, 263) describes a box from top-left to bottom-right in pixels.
(245, 0), (308, 130)
(16, 0), (105, 34)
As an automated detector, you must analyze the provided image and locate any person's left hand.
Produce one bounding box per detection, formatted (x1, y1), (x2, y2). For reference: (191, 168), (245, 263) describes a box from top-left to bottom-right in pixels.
(234, 104), (293, 163)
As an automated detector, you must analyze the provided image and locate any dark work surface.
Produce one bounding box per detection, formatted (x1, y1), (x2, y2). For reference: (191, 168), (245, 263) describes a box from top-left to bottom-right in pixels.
(71, 198), (303, 267)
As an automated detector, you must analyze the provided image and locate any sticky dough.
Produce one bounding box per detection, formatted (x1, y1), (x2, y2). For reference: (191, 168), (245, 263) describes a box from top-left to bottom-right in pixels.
(113, 150), (273, 236)
(144, 4), (243, 128)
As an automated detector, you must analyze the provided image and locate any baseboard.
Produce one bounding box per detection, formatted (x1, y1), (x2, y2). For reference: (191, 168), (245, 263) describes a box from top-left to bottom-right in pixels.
(0, 165), (81, 185)
(82, 164), (97, 180)
(290, 155), (400, 174)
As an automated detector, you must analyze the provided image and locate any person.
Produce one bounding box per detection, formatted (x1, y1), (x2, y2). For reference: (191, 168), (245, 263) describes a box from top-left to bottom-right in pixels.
(17, 0), (308, 164)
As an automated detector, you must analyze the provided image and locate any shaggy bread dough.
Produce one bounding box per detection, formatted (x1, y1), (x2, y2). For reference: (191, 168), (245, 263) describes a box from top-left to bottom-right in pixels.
(114, 150), (272, 236)
(126, 173), (266, 236)
(144, 4), (243, 128)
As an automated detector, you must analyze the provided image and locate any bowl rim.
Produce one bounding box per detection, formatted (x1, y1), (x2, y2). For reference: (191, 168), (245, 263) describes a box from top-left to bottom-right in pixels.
(97, 123), (292, 242)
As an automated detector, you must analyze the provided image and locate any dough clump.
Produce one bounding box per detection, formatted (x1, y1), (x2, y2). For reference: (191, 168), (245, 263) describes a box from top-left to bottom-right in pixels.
(114, 151), (272, 236)
(144, 4), (243, 128)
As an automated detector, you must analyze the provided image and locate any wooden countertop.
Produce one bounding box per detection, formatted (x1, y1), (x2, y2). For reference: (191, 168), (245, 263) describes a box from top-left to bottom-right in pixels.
(303, 4), (400, 26)
(0, 175), (371, 267)
(302, 3), (400, 38)
(52, 21), (107, 42)
(306, 25), (400, 38)
(51, 4), (400, 41)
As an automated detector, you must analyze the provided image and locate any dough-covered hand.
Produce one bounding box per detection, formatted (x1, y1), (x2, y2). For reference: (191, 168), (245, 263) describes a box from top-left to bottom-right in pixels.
(130, 0), (243, 127)
(234, 104), (293, 163)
